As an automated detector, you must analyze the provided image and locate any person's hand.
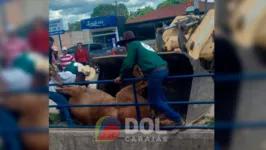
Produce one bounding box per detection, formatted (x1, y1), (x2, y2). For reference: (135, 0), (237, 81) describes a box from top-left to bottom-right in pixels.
(114, 77), (122, 84)
(58, 81), (63, 87)
(133, 65), (144, 78)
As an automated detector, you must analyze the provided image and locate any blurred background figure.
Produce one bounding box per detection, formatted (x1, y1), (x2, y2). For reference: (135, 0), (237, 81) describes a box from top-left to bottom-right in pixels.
(1, 25), (28, 68)
(0, 0), (50, 149)
(27, 17), (49, 55)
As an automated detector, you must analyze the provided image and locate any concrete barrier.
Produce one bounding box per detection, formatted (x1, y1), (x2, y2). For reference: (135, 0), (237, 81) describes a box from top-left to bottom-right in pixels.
(49, 129), (214, 150)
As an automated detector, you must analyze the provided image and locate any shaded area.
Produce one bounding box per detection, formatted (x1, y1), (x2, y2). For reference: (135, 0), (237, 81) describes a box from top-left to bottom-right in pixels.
(214, 36), (242, 148)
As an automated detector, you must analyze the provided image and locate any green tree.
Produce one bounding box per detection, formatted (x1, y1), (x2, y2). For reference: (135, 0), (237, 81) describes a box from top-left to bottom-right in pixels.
(128, 6), (155, 20)
(156, 0), (186, 9)
(68, 21), (81, 32)
(91, 4), (129, 18)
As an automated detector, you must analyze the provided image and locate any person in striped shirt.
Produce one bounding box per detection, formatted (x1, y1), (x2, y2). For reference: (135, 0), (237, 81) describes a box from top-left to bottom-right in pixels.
(59, 47), (75, 70)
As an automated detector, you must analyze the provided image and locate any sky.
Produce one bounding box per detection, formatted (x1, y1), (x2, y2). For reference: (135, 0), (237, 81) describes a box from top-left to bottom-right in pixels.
(49, 0), (214, 30)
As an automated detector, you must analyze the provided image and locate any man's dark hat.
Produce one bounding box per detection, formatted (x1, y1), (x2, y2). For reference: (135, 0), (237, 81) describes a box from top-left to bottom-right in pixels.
(116, 31), (136, 46)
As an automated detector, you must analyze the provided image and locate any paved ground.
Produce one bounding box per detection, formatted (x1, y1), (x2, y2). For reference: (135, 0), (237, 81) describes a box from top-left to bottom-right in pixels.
(49, 129), (214, 150)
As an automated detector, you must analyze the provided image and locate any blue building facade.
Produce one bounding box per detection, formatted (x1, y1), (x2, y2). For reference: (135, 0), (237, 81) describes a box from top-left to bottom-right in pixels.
(80, 15), (125, 48)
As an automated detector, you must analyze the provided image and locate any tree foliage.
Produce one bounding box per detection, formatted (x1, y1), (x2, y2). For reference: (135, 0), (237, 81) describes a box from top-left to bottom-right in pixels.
(68, 4), (157, 31)
(127, 6), (155, 20)
(90, 4), (129, 18)
(156, 0), (186, 9)
(68, 21), (81, 32)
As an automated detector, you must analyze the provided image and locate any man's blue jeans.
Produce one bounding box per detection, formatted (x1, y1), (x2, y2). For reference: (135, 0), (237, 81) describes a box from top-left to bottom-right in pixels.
(148, 69), (183, 123)
(49, 92), (74, 126)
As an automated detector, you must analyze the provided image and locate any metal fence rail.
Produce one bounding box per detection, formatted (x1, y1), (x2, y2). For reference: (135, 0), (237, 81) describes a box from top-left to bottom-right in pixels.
(48, 72), (266, 129)
(1, 72), (266, 150)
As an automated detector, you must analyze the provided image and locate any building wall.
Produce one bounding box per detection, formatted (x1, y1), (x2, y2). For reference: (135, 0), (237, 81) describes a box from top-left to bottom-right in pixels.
(2, 0), (49, 28)
(51, 30), (92, 49)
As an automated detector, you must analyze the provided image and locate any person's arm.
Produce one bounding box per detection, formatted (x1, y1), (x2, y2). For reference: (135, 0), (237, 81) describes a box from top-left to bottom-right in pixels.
(69, 54), (74, 62)
(72, 56), (75, 62)
(50, 69), (63, 86)
(119, 43), (137, 79)
(58, 56), (62, 65)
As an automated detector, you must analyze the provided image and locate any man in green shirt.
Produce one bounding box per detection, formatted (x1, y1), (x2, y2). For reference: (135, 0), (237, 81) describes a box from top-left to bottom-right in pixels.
(114, 31), (185, 126)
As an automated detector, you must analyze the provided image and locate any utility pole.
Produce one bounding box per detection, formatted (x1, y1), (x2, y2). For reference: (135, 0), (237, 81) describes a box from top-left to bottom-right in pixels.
(115, 0), (119, 16)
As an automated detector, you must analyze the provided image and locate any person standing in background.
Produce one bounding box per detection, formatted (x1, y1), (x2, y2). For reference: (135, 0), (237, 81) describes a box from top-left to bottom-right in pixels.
(49, 37), (54, 65)
(1, 25), (28, 67)
(59, 47), (75, 70)
(51, 46), (59, 65)
(74, 42), (89, 65)
(27, 17), (49, 55)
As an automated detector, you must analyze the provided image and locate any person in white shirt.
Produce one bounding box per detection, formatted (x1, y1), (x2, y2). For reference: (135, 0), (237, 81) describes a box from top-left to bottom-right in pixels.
(49, 70), (86, 92)
(49, 69), (86, 124)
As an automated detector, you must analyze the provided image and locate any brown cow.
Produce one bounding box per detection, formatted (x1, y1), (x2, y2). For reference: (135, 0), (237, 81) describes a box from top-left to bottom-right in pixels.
(56, 64), (177, 127)
(56, 81), (150, 126)
(57, 85), (118, 125)
(56, 65), (150, 126)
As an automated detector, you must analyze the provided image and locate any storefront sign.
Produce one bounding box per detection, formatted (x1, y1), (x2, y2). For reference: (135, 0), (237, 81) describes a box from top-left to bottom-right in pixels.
(81, 15), (117, 30)
(49, 18), (64, 35)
